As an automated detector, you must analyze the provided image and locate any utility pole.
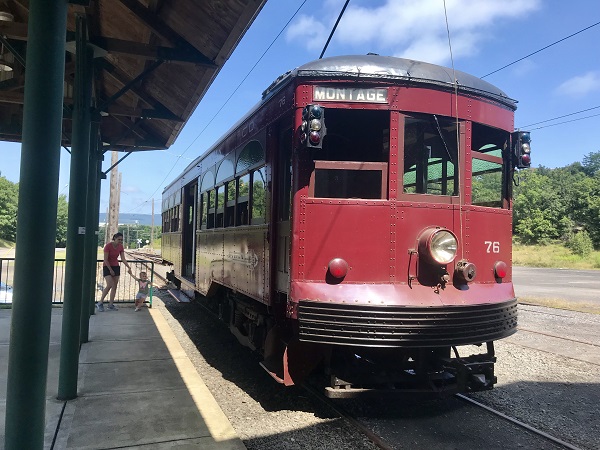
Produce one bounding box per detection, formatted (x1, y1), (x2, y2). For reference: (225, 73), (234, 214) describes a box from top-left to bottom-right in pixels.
(107, 150), (119, 239)
(150, 198), (154, 250)
(104, 207), (109, 246)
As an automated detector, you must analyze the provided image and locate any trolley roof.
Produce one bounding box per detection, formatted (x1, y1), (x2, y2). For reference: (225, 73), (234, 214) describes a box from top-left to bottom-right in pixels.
(264, 54), (516, 109)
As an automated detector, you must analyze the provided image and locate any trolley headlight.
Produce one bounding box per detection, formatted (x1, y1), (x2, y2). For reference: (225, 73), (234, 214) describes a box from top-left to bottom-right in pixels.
(418, 228), (458, 265)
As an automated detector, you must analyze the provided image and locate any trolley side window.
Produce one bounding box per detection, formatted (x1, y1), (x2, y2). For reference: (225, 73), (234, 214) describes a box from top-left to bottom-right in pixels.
(207, 189), (216, 229)
(170, 205), (180, 232)
(199, 192), (208, 230)
(225, 181), (236, 227)
(216, 186), (225, 228)
(403, 115), (458, 196)
(251, 167), (267, 224)
(237, 174), (250, 226)
(309, 109), (390, 199)
(471, 123), (510, 208)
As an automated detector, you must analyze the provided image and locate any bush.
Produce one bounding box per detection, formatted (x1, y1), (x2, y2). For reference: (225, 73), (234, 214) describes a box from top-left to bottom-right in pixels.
(566, 230), (594, 257)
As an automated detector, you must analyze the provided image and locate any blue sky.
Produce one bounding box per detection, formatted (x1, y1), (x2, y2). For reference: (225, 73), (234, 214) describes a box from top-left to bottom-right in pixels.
(1, 0), (599, 215)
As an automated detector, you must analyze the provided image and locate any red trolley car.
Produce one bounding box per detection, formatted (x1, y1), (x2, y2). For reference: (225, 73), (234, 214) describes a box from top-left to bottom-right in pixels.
(162, 54), (531, 397)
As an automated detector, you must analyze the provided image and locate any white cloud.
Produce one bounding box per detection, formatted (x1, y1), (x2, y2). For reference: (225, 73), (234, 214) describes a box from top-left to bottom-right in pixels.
(286, 15), (329, 51)
(121, 185), (141, 194)
(286, 0), (541, 65)
(511, 58), (537, 77)
(555, 72), (600, 97)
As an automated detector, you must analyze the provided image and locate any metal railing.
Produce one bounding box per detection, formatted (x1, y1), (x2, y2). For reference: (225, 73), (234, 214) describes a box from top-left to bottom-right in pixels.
(0, 258), (155, 307)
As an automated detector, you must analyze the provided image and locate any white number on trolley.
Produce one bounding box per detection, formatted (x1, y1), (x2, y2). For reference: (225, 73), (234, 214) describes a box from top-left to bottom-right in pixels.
(485, 241), (500, 253)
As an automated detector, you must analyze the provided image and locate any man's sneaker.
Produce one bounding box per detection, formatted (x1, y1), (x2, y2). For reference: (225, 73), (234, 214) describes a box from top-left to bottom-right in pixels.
(107, 304), (118, 311)
(135, 307), (141, 312)
(96, 302), (104, 312)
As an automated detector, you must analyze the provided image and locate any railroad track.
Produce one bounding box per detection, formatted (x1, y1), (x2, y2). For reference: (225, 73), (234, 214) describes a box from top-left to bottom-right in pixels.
(125, 249), (164, 265)
(511, 304), (600, 366)
(456, 394), (583, 450)
(302, 382), (584, 450)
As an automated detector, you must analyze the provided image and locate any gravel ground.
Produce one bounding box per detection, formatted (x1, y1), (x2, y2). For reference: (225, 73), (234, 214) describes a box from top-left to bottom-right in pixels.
(154, 287), (600, 450)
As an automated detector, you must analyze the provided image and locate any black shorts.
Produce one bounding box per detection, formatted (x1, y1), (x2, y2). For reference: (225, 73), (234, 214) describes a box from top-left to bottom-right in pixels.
(103, 265), (120, 277)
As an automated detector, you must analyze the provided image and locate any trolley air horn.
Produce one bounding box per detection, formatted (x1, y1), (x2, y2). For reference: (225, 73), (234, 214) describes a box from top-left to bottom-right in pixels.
(299, 104), (326, 149)
(511, 131), (531, 169)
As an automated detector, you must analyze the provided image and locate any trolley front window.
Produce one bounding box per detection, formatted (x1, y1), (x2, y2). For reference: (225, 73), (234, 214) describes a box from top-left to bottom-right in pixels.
(308, 109), (389, 200)
(403, 115), (458, 196)
(471, 123), (510, 209)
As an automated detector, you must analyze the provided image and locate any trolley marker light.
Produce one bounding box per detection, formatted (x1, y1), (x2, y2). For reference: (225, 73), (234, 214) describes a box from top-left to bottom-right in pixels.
(494, 261), (508, 279)
(300, 104), (326, 149)
(512, 131), (532, 169)
(328, 258), (349, 279)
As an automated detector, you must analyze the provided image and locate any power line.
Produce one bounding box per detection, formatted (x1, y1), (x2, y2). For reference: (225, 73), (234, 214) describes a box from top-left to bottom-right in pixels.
(128, 1), (309, 213)
(481, 20), (600, 78)
(518, 105), (600, 129)
(527, 112), (600, 131)
(319, 0), (350, 59)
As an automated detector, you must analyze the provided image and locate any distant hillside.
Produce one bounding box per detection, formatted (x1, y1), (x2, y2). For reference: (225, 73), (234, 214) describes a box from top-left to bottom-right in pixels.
(98, 213), (161, 226)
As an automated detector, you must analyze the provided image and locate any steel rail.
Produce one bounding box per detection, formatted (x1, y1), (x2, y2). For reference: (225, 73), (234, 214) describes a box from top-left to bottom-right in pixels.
(519, 304), (593, 319)
(504, 340), (600, 367)
(456, 394), (584, 450)
(517, 327), (600, 348)
(301, 383), (396, 450)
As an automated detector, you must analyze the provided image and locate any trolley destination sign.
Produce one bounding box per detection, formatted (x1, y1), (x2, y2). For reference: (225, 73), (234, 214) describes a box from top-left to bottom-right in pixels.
(313, 86), (388, 103)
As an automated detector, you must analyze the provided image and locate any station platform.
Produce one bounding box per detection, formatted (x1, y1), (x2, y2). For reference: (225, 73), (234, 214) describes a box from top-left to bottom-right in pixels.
(0, 301), (246, 449)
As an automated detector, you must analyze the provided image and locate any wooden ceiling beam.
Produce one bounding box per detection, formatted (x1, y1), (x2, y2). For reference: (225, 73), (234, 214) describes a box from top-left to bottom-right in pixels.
(119, 0), (216, 68)
(0, 21), (27, 40)
(99, 59), (180, 121)
(104, 104), (184, 121)
(103, 138), (167, 150)
(90, 36), (217, 67)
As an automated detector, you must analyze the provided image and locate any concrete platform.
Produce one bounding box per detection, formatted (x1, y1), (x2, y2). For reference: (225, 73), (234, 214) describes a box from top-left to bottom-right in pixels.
(0, 304), (246, 450)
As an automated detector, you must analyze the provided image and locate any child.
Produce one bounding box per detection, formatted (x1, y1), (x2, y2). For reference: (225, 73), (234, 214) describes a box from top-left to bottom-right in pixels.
(129, 270), (151, 311)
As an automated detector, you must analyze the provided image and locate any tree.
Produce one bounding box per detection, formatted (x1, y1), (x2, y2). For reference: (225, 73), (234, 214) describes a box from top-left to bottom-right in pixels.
(55, 194), (68, 247)
(582, 151), (600, 177)
(513, 153), (600, 248)
(0, 176), (18, 241)
(513, 170), (569, 244)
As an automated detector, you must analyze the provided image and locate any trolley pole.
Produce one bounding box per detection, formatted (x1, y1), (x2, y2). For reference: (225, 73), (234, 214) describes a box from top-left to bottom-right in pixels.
(4, 1), (68, 448)
(58, 15), (93, 400)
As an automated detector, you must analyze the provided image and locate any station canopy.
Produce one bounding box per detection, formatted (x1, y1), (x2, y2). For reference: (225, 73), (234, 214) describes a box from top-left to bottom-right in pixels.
(0, 0), (266, 152)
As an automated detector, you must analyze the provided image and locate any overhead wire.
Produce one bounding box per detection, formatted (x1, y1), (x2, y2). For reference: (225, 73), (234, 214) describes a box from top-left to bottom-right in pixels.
(527, 112), (600, 131)
(517, 105), (600, 129)
(126, 1), (309, 213)
(319, 0), (350, 59)
(481, 20), (600, 78)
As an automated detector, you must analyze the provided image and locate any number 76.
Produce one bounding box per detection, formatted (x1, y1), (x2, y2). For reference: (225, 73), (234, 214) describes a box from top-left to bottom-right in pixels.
(485, 241), (500, 253)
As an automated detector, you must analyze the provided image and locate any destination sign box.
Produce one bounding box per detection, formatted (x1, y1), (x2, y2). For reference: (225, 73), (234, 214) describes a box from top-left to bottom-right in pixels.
(313, 86), (388, 103)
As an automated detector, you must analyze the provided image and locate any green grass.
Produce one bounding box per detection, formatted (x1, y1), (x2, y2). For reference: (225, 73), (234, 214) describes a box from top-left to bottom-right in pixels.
(513, 242), (600, 270)
(0, 238), (14, 248)
(519, 296), (600, 315)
